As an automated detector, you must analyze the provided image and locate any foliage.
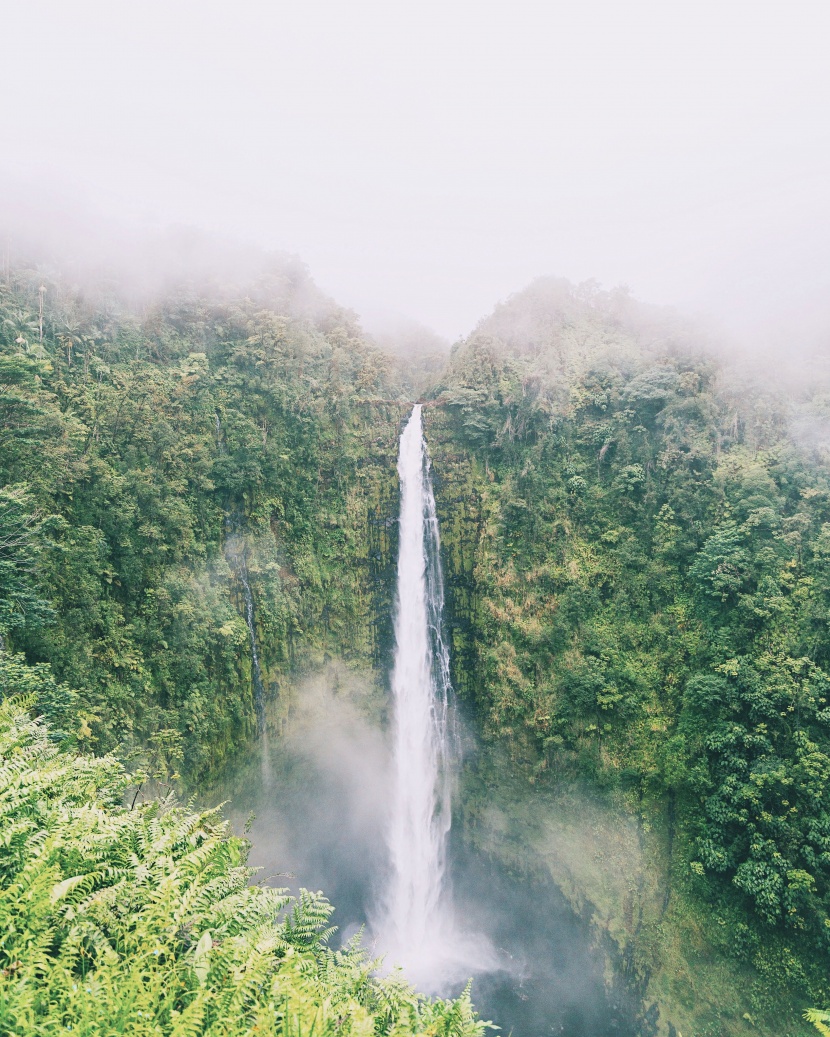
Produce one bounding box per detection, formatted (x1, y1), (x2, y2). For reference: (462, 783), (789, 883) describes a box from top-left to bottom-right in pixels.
(0, 262), (407, 777)
(807, 1007), (830, 1035)
(0, 696), (487, 1037)
(427, 277), (830, 1011)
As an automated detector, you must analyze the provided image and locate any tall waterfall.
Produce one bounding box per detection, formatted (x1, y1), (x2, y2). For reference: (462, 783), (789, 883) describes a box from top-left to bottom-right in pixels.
(378, 404), (456, 978)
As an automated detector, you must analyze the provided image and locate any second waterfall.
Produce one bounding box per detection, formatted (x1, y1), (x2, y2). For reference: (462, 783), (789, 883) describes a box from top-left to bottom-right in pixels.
(377, 403), (457, 981)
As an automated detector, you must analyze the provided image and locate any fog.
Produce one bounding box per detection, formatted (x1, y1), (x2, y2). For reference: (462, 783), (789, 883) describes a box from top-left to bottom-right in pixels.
(209, 664), (640, 1034)
(3, 1), (829, 347)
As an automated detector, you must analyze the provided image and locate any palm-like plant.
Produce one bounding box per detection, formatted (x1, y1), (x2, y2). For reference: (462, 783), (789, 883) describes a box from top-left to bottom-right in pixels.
(0, 306), (38, 349)
(807, 1009), (830, 1035)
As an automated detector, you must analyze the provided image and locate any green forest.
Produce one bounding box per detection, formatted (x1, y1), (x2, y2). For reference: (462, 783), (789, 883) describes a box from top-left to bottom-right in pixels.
(2, 255), (830, 1035)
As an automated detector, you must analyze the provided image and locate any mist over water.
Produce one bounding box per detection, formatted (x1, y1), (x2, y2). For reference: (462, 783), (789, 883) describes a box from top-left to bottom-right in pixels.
(208, 665), (635, 1036)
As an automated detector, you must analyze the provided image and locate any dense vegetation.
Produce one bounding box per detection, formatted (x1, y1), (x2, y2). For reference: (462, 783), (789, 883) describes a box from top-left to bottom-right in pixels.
(0, 260), (406, 777)
(0, 695), (485, 1036)
(3, 254), (830, 1032)
(425, 278), (830, 1028)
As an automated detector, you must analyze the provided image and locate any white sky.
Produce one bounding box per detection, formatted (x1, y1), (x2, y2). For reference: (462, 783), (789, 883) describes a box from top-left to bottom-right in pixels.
(2, 0), (829, 342)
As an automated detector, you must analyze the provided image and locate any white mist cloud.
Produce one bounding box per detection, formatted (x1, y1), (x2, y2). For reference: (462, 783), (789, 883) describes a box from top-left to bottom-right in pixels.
(2, 0), (828, 343)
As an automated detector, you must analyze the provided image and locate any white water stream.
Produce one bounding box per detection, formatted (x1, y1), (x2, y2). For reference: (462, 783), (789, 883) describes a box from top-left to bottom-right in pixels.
(376, 405), (488, 988)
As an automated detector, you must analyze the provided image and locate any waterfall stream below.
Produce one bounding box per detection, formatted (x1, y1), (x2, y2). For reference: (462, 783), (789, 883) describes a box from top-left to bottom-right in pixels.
(206, 666), (643, 1037)
(225, 523), (266, 736)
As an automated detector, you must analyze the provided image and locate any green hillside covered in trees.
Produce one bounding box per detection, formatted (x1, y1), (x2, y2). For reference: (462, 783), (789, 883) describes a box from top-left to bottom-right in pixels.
(2, 257), (830, 1034)
(0, 259), (409, 774)
(427, 279), (830, 1033)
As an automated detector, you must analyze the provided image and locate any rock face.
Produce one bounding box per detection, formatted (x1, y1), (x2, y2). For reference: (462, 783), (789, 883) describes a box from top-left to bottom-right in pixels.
(422, 407), (485, 703)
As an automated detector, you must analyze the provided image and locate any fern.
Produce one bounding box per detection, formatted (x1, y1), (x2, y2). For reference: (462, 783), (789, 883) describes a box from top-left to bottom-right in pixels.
(0, 698), (488, 1037)
(806, 1008), (830, 1036)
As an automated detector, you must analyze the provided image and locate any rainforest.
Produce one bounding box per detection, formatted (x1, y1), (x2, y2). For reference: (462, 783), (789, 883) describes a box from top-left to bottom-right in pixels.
(2, 253), (830, 1037)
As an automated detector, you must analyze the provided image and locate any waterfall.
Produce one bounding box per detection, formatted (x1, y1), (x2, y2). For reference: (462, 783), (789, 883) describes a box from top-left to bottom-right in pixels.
(377, 403), (457, 980)
(238, 555), (266, 736)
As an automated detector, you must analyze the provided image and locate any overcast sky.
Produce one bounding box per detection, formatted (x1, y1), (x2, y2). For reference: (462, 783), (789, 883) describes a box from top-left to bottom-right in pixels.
(2, 0), (829, 343)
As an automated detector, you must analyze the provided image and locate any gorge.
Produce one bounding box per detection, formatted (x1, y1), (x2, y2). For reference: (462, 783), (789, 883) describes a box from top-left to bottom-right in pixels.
(1, 258), (829, 1036)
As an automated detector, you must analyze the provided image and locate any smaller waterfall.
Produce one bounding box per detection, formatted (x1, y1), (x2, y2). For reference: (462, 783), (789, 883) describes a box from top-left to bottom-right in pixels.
(225, 523), (265, 736)
(214, 410), (224, 453)
(238, 554), (266, 736)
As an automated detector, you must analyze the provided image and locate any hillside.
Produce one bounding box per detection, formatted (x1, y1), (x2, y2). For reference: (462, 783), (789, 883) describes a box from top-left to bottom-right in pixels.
(1, 261), (830, 1033)
(426, 277), (830, 1032)
(0, 260), (410, 775)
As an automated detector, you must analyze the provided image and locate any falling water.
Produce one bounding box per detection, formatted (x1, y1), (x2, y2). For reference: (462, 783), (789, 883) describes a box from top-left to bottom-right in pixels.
(377, 404), (459, 983)
(238, 558), (266, 736)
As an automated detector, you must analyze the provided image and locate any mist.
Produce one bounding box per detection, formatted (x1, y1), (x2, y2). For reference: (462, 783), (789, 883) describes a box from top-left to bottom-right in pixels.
(2, 1), (829, 349)
(207, 665), (392, 938)
(208, 663), (640, 1033)
(3, 6), (830, 1032)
